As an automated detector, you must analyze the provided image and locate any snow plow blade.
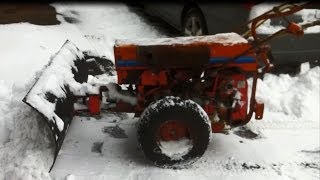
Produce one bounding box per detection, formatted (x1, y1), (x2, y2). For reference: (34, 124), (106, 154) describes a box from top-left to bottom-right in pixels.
(22, 40), (114, 171)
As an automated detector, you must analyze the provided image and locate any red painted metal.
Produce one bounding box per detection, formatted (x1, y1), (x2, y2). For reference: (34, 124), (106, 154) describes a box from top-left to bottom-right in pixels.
(212, 122), (225, 133)
(159, 120), (189, 141)
(287, 22), (304, 37)
(255, 102), (264, 120)
(88, 95), (101, 115)
(72, 2), (312, 131)
(203, 103), (215, 116)
(141, 70), (159, 86)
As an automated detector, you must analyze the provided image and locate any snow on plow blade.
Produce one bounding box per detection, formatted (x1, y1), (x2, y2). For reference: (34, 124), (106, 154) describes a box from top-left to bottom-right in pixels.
(23, 40), (91, 171)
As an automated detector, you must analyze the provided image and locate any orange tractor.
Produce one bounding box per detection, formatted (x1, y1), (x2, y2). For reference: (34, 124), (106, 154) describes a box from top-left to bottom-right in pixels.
(23, 3), (316, 171)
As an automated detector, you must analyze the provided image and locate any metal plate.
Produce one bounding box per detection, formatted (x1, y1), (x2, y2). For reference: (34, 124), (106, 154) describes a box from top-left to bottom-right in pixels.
(137, 45), (210, 68)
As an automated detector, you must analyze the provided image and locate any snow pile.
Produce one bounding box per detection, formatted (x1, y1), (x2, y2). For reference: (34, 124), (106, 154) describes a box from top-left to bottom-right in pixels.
(0, 19), (92, 85)
(0, 81), (12, 145)
(0, 3), (165, 85)
(116, 32), (248, 47)
(159, 138), (193, 160)
(0, 3), (166, 179)
(54, 2), (166, 62)
(0, 82), (52, 180)
(248, 63), (320, 126)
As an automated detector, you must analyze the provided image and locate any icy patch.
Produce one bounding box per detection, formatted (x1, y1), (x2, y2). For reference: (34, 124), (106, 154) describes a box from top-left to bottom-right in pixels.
(102, 125), (128, 139)
(91, 141), (103, 154)
(116, 32), (247, 47)
(159, 138), (193, 160)
(233, 126), (261, 140)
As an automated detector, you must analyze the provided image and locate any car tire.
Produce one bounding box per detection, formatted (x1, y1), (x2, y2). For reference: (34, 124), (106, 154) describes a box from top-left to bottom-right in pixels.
(182, 7), (208, 36)
(137, 96), (211, 168)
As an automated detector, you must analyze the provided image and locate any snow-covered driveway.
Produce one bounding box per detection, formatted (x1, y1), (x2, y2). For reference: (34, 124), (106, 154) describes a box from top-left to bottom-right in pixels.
(0, 3), (319, 180)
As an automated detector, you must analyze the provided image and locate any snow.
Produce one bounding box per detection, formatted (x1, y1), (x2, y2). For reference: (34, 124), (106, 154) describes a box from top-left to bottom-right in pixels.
(159, 138), (193, 160)
(105, 83), (137, 105)
(24, 41), (85, 132)
(0, 82), (53, 180)
(116, 32), (248, 47)
(0, 2), (319, 180)
(248, 64), (320, 122)
(66, 174), (75, 180)
(249, 3), (320, 34)
(232, 90), (244, 108)
(300, 61), (311, 74)
(0, 2), (166, 180)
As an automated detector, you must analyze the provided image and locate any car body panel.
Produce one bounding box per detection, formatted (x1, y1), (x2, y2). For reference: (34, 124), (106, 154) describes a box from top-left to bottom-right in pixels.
(142, 2), (184, 30)
(198, 3), (250, 34)
(262, 34), (320, 65)
(257, 7), (320, 64)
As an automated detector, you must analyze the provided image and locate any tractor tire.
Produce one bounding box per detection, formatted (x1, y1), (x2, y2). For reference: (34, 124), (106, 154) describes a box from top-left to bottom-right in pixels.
(137, 96), (211, 168)
(182, 7), (208, 36)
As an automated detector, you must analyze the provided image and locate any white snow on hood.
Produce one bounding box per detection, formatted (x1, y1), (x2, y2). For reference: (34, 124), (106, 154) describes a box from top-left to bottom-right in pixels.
(116, 32), (248, 47)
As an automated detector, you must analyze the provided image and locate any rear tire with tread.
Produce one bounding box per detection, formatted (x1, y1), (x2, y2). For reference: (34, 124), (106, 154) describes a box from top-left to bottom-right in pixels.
(137, 96), (211, 168)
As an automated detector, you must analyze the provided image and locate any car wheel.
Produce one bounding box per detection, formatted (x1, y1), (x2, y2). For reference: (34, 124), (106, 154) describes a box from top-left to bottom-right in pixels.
(182, 7), (208, 36)
(137, 96), (211, 168)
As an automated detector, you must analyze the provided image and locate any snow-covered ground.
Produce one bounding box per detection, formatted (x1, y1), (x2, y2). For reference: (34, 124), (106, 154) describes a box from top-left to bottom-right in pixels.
(0, 3), (319, 180)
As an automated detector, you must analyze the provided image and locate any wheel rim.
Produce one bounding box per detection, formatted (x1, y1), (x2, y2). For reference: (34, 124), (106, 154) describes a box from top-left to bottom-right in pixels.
(159, 120), (190, 141)
(184, 16), (203, 36)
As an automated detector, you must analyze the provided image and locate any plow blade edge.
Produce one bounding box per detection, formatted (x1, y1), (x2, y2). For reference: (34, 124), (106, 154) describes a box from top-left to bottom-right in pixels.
(23, 40), (89, 171)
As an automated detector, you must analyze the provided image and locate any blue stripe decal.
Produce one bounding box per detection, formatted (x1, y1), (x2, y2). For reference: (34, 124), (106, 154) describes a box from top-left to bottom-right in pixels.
(209, 57), (255, 64)
(116, 60), (146, 67)
(116, 56), (255, 67)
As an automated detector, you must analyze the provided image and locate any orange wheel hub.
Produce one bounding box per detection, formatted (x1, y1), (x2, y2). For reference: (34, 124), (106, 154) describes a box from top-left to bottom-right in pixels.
(159, 120), (189, 141)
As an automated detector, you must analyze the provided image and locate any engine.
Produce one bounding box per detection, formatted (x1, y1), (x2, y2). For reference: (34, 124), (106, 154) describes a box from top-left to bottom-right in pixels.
(112, 33), (264, 132)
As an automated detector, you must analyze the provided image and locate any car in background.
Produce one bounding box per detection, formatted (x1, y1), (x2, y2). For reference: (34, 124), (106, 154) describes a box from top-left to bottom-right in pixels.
(252, 3), (320, 66)
(140, 2), (253, 36)
(139, 1), (320, 68)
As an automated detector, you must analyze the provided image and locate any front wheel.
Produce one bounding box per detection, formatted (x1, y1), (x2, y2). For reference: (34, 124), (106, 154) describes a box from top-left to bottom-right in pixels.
(137, 96), (211, 168)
